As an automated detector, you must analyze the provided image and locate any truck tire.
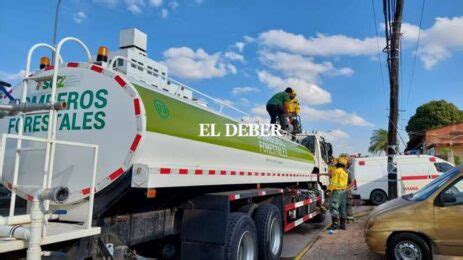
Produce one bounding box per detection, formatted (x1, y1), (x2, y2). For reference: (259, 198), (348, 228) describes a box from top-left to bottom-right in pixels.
(370, 189), (387, 205)
(387, 232), (432, 260)
(225, 212), (258, 260)
(253, 204), (283, 260)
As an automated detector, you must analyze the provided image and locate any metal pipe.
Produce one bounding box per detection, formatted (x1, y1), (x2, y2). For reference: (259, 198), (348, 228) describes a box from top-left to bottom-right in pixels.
(0, 101), (66, 113)
(0, 225), (30, 240)
(26, 187), (69, 260)
(0, 214), (59, 226)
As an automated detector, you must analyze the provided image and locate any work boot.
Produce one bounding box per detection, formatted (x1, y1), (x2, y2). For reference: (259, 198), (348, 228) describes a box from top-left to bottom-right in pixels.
(340, 218), (346, 230)
(329, 217), (339, 230)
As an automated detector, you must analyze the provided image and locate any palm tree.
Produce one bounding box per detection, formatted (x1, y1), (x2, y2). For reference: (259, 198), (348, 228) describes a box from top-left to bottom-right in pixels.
(368, 129), (388, 155)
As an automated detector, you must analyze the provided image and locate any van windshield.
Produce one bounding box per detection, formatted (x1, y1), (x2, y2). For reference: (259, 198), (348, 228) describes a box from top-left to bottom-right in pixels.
(407, 166), (461, 201)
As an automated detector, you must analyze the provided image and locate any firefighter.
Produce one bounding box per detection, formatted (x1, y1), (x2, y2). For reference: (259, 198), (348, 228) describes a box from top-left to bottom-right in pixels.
(320, 158), (337, 213)
(266, 87), (293, 130)
(327, 157), (349, 230)
(287, 91), (301, 136)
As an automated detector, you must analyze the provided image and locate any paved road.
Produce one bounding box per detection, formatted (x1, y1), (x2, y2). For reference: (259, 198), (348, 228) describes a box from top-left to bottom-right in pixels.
(281, 216), (330, 258)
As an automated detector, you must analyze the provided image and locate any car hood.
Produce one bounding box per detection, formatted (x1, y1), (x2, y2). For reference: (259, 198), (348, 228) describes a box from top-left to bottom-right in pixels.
(369, 196), (415, 218)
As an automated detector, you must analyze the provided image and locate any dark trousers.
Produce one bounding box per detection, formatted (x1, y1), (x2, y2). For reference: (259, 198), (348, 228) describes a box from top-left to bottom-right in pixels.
(266, 104), (288, 130)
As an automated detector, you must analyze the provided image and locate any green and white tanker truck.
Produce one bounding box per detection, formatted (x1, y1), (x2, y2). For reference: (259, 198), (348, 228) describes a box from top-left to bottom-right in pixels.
(0, 28), (332, 259)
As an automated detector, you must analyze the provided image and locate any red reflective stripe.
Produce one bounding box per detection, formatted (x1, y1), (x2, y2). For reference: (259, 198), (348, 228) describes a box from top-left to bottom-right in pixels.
(109, 168), (124, 180)
(45, 66), (54, 71)
(220, 170), (227, 175)
(248, 172), (252, 176)
(90, 65), (103, 73)
(179, 169), (188, 175)
(401, 175), (428, 180)
(230, 171), (236, 176)
(133, 98), (141, 115)
(239, 171), (245, 176)
(430, 175), (439, 179)
(114, 75), (126, 87)
(195, 169), (203, 175)
(130, 134), (142, 152)
(254, 172), (259, 176)
(208, 170), (216, 175)
(285, 222), (295, 231)
(160, 168), (171, 174)
(67, 62), (79, 68)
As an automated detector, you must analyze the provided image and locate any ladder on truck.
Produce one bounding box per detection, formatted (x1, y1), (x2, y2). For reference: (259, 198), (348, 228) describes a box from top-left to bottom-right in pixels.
(0, 38), (100, 259)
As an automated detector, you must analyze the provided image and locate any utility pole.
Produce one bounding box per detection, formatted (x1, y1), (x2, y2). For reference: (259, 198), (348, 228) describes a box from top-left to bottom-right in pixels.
(384, 0), (404, 200)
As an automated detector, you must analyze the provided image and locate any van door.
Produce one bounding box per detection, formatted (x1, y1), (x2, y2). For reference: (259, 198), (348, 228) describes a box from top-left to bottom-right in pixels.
(433, 177), (463, 256)
(398, 158), (428, 195)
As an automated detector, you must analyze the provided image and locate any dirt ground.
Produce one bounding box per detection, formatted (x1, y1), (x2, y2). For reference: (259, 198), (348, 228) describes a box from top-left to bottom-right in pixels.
(303, 215), (384, 260)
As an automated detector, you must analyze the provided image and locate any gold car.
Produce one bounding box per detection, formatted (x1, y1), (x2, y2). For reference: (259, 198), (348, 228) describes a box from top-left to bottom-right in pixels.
(365, 164), (463, 259)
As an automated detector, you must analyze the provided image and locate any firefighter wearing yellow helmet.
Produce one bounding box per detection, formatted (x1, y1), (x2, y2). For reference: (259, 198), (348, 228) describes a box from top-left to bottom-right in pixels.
(287, 91), (301, 137)
(327, 157), (349, 230)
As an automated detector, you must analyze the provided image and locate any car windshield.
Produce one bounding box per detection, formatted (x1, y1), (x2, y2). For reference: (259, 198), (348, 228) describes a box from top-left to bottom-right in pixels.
(406, 166), (461, 201)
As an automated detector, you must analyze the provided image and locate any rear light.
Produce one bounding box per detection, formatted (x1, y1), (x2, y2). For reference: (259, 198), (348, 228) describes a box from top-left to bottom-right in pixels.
(359, 160), (365, 166)
(429, 157), (436, 162)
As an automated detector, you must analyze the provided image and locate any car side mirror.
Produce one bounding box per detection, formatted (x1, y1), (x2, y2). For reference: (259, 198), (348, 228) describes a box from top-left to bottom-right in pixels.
(442, 193), (457, 204)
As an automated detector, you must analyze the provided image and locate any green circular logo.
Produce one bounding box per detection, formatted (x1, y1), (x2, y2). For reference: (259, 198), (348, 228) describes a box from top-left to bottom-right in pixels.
(154, 99), (169, 119)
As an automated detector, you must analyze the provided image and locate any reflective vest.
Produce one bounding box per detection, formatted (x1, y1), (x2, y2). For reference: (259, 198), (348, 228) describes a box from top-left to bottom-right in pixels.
(328, 167), (348, 191)
(288, 98), (300, 114)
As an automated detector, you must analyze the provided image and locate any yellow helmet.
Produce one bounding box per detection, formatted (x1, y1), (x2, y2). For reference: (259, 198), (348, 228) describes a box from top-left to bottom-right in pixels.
(338, 157), (348, 167)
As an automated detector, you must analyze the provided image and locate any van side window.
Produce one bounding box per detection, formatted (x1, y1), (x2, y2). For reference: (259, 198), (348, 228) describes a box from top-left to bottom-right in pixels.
(440, 177), (463, 206)
(434, 162), (454, 173)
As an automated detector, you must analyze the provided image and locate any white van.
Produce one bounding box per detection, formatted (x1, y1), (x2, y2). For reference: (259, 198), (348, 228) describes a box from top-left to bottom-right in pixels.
(351, 155), (454, 205)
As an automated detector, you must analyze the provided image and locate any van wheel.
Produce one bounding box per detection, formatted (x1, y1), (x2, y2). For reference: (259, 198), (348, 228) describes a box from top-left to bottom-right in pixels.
(253, 204), (283, 260)
(387, 233), (431, 260)
(225, 213), (258, 260)
(370, 189), (387, 205)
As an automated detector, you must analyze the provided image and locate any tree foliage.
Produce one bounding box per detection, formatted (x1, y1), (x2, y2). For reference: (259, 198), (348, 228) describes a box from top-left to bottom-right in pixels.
(406, 100), (463, 135)
(368, 129), (388, 155)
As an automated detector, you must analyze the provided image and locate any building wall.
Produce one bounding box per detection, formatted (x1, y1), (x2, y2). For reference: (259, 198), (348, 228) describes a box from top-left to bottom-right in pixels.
(425, 123), (463, 165)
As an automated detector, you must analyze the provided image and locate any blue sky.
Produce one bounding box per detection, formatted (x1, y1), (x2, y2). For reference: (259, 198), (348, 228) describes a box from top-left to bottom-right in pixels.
(1, 0), (462, 155)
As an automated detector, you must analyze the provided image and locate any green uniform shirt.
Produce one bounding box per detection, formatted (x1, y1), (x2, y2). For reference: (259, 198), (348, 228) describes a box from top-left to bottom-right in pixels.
(267, 92), (290, 106)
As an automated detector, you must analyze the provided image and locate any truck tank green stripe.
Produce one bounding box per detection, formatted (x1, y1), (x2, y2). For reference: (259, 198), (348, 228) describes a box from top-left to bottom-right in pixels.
(135, 85), (314, 163)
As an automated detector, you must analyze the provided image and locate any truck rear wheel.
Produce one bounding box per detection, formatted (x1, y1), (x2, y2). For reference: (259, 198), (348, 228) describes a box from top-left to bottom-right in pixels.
(253, 204), (283, 260)
(225, 213), (258, 260)
(370, 189), (387, 205)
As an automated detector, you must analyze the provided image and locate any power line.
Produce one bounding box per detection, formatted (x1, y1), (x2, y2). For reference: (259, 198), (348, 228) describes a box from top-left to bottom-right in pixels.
(405, 0), (426, 110)
(371, 0), (388, 105)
